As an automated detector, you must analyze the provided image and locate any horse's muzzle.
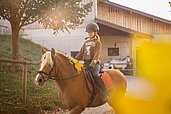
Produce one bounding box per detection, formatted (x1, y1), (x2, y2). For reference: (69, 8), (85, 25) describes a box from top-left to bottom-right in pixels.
(35, 74), (45, 87)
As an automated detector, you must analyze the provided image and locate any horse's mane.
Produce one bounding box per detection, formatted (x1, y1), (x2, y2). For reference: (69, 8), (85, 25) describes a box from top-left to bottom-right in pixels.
(57, 51), (76, 63)
(56, 51), (84, 72)
(40, 52), (54, 70)
(42, 50), (83, 72)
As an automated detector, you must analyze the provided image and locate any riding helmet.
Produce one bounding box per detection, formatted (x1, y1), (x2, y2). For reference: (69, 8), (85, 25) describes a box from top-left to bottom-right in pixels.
(86, 22), (99, 32)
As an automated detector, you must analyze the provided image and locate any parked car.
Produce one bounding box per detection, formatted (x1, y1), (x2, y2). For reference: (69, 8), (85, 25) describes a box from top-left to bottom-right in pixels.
(102, 56), (131, 70)
(102, 63), (113, 69)
(109, 56), (130, 70)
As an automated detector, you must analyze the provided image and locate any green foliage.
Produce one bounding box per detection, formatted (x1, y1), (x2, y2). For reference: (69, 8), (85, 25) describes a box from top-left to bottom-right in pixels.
(0, 35), (64, 113)
(0, 0), (92, 31)
(0, 35), (12, 58)
(39, 0), (93, 33)
(0, 0), (92, 60)
(0, 0), (46, 28)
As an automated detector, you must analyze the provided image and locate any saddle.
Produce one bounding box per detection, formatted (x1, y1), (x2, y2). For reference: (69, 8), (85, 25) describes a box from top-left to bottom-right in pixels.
(83, 67), (114, 106)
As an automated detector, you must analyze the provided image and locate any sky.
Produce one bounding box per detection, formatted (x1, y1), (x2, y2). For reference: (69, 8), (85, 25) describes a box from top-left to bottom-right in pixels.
(110, 0), (171, 21)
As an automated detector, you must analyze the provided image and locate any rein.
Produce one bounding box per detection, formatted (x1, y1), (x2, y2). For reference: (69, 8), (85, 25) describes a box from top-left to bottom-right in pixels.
(48, 73), (81, 81)
(37, 54), (81, 81)
(37, 70), (81, 81)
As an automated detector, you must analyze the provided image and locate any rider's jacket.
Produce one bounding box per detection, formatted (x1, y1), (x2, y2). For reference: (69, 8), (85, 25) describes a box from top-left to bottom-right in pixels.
(75, 35), (102, 68)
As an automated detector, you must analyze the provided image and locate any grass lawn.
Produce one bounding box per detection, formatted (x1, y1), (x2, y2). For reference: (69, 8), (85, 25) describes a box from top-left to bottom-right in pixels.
(0, 35), (64, 114)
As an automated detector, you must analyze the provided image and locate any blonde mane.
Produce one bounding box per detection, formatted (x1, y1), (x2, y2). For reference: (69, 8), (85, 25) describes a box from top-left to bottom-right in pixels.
(39, 51), (53, 71)
(39, 50), (83, 72)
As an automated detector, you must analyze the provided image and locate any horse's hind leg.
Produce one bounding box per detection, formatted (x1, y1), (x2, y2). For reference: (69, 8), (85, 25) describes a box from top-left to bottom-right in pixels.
(70, 105), (85, 114)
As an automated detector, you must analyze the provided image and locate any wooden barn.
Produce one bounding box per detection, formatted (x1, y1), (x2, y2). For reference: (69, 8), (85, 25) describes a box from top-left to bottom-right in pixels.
(95, 0), (171, 75)
(1, 0), (171, 75)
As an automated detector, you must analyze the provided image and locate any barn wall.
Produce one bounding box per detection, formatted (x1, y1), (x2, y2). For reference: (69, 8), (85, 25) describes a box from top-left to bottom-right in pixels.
(100, 35), (131, 63)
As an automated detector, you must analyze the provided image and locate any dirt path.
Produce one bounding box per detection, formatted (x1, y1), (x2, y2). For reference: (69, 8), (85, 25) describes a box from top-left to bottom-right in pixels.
(53, 103), (115, 114)
(82, 103), (114, 114)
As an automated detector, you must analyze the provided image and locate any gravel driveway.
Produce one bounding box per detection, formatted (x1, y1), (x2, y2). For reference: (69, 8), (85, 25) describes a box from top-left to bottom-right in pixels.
(54, 103), (115, 114)
(82, 103), (114, 114)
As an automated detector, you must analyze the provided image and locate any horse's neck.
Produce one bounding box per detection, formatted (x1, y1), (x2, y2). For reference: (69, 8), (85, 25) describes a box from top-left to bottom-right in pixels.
(56, 54), (77, 77)
(55, 54), (86, 96)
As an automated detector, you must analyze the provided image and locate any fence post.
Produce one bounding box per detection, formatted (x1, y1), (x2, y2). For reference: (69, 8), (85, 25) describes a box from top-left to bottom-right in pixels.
(0, 58), (39, 101)
(22, 63), (27, 101)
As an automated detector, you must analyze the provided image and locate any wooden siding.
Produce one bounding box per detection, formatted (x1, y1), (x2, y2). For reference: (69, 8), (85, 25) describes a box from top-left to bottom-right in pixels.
(97, 1), (171, 35)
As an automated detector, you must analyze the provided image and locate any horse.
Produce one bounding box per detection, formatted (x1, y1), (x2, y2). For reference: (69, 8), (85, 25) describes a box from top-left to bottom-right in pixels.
(34, 48), (127, 114)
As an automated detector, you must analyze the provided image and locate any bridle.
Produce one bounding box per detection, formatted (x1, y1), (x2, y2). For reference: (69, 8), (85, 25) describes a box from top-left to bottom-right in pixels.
(37, 55), (81, 81)
(37, 59), (56, 81)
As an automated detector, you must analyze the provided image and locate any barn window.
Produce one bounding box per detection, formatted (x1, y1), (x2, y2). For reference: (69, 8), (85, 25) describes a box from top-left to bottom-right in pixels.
(108, 48), (119, 56)
(71, 51), (79, 58)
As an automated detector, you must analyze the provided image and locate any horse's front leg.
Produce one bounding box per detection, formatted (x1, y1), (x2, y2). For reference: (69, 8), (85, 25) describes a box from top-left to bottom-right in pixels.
(70, 105), (85, 114)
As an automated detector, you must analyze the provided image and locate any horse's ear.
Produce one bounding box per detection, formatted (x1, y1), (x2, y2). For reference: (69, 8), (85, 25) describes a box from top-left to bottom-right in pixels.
(41, 48), (46, 55)
(51, 48), (56, 58)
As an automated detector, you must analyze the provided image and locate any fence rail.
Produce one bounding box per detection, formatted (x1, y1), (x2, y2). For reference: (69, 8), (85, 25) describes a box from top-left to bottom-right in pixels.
(0, 58), (39, 101)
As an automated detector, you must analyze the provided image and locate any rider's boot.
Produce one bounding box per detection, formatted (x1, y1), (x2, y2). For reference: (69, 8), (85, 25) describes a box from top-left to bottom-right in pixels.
(96, 77), (109, 102)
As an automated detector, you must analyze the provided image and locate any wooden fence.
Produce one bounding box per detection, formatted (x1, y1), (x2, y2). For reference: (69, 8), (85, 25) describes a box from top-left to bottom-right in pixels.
(0, 58), (39, 101)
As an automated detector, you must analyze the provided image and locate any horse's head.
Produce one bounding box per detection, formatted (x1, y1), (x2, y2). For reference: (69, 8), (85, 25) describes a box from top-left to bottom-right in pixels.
(35, 48), (56, 86)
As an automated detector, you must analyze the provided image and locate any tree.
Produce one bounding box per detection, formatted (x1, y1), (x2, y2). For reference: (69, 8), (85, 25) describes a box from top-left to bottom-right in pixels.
(0, 0), (92, 60)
